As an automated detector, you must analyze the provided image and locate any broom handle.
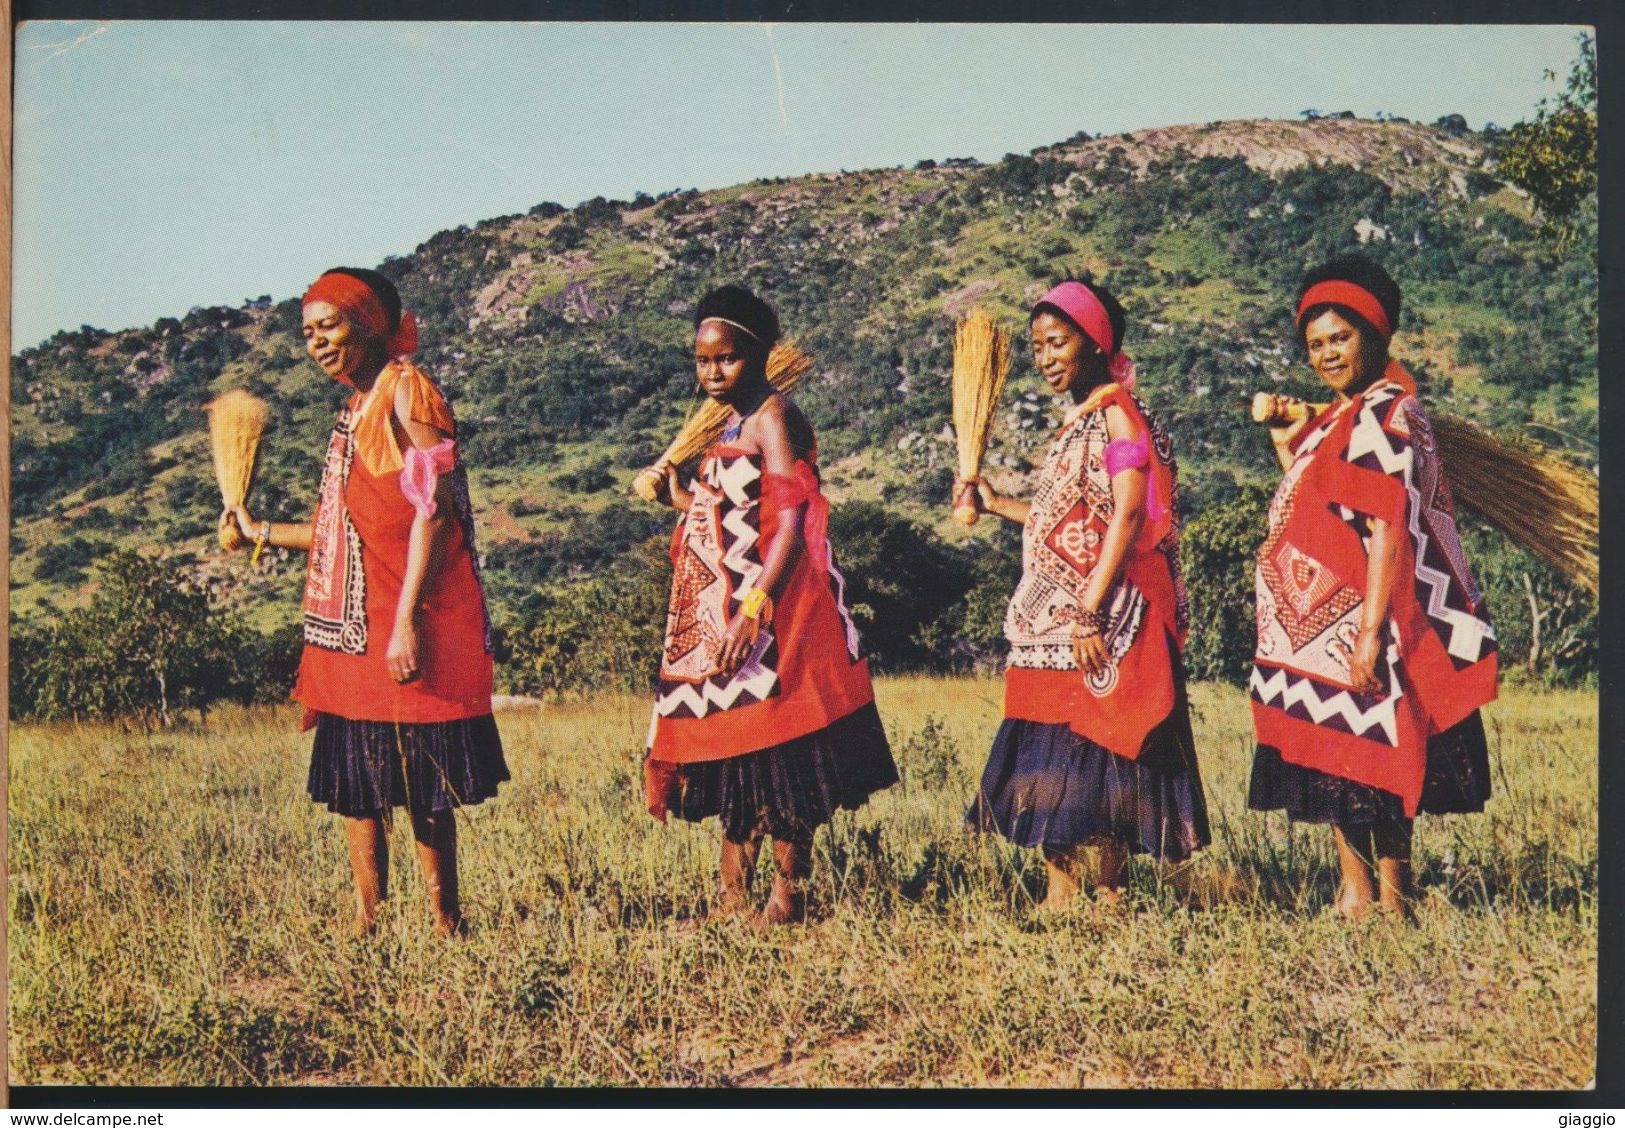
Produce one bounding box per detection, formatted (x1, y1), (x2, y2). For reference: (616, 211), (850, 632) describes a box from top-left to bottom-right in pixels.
(1250, 391), (1324, 425)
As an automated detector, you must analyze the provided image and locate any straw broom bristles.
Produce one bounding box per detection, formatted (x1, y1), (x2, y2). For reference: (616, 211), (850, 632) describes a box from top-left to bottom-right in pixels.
(950, 308), (1012, 526)
(633, 341), (813, 502)
(204, 389), (268, 550)
(1251, 392), (1597, 595)
(1430, 413), (1597, 595)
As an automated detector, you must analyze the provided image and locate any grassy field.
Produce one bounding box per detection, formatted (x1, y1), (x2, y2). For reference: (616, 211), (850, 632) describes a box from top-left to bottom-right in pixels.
(7, 678), (1597, 1089)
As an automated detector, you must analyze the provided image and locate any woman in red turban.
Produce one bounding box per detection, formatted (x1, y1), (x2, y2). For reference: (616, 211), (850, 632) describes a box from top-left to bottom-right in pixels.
(223, 267), (506, 937)
(1250, 253), (1497, 921)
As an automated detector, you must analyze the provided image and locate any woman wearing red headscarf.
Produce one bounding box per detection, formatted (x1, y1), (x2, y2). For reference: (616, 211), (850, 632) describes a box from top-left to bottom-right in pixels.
(222, 266), (506, 937)
(1250, 253), (1496, 921)
(961, 278), (1209, 912)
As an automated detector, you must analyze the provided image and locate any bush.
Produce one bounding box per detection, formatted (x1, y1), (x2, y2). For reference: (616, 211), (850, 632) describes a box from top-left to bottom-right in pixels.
(1178, 484), (1270, 685)
(826, 501), (968, 672)
(11, 550), (247, 723)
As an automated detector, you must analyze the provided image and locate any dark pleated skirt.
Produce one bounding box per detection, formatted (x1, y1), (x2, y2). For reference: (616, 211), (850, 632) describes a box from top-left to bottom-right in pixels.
(655, 701), (898, 842)
(1248, 709), (1491, 826)
(966, 667), (1211, 862)
(307, 712), (509, 818)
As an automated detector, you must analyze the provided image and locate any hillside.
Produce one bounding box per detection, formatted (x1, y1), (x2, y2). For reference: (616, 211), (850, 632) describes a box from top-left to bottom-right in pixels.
(8, 115), (1598, 689)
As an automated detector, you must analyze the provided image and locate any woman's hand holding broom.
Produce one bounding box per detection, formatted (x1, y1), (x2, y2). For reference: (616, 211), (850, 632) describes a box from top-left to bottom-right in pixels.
(956, 475), (1028, 526)
(219, 504), (314, 556)
(1251, 391), (1319, 471)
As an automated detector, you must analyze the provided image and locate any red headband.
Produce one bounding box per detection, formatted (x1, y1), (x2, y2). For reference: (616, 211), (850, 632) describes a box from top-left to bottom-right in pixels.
(1296, 280), (1392, 341)
(302, 271), (419, 362)
(1037, 281), (1117, 356)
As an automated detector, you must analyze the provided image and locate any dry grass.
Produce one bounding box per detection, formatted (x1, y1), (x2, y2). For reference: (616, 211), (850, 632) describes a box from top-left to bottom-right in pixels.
(6, 679), (1596, 1088)
(950, 308), (1012, 524)
(1429, 414), (1598, 595)
(204, 389), (267, 550)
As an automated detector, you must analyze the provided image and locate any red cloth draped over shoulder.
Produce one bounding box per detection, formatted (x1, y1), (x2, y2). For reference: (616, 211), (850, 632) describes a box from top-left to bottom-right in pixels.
(292, 361), (494, 728)
(645, 450), (874, 776)
(1249, 375), (1497, 815)
(1002, 383), (1188, 760)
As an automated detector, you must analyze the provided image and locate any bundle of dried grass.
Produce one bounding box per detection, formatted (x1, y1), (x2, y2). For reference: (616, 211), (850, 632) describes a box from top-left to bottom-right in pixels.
(949, 308), (1012, 525)
(205, 389), (268, 550)
(633, 341), (812, 502)
(1251, 392), (1597, 594)
(1430, 414), (1597, 595)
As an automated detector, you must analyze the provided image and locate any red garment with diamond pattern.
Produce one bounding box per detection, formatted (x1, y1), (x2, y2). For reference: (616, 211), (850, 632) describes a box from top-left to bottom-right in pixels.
(1249, 378), (1497, 816)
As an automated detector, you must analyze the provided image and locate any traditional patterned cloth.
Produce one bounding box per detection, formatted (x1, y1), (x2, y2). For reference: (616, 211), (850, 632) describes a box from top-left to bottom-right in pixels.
(293, 359), (495, 729)
(970, 644), (1210, 860)
(644, 436), (892, 821)
(1249, 377), (1497, 817)
(1002, 382), (1189, 759)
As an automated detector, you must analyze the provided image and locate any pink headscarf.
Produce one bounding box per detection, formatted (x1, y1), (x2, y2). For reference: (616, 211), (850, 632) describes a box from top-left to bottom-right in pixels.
(1036, 281), (1136, 391)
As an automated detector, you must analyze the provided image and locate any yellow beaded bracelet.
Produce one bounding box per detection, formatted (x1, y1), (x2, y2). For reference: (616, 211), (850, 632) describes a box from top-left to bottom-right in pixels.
(740, 587), (769, 620)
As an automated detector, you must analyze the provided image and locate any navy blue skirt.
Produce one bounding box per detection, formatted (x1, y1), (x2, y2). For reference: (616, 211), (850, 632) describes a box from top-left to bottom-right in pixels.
(967, 665), (1211, 862)
(658, 702), (898, 842)
(307, 712), (509, 818)
(1248, 709), (1491, 827)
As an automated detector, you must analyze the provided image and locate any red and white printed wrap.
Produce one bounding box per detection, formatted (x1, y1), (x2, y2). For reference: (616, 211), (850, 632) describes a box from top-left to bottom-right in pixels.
(644, 442), (874, 815)
(1249, 377), (1497, 816)
(1001, 382), (1188, 759)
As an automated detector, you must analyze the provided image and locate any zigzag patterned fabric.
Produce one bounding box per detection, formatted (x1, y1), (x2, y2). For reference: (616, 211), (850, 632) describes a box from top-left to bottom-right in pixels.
(647, 445), (876, 766)
(655, 452), (781, 719)
(1250, 379), (1497, 816)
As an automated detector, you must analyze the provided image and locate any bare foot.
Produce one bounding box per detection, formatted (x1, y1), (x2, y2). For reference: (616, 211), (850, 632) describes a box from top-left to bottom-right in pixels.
(749, 887), (805, 930)
(675, 889), (753, 932)
(1090, 884), (1126, 909)
(1376, 891), (1418, 925)
(1034, 888), (1076, 916)
(1334, 883), (1375, 922)
(432, 912), (469, 939)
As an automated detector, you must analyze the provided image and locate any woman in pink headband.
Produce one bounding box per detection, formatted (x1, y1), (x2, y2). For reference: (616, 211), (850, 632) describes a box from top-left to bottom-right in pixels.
(963, 277), (1209, 912)
(221, 266), (506, 937)
(1249, 253), (1497, 921)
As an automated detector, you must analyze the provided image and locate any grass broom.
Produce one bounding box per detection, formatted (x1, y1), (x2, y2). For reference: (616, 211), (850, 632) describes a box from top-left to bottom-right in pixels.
(205, 389), (269, 559)
(1251, 392), (1598, 595)
(633, 341), (813, 502)
(950, 308), (1012, 526)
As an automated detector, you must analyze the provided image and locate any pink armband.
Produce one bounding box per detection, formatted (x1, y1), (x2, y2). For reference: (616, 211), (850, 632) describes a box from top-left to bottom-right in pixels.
(1102, 434), (1149, 477)
(401, 438), (457, 519)
(1104, 433), (1170, 528)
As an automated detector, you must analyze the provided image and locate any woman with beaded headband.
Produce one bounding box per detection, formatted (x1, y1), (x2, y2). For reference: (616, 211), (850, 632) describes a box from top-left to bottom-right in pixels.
(962, 278), (1209, 911)
(1249, 253), (1497, 921)
(643, 284), (897, 927)
(222, 267), (506, 937)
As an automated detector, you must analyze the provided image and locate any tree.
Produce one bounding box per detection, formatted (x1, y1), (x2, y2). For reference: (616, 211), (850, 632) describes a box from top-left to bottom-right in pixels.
(11, 550), (245, 724)
(1496, 33), (1595, 251)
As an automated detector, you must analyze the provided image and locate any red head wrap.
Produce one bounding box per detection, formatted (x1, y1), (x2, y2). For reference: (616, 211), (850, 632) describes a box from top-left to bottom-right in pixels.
(301, 271), (419, 370)
(1295, 280), (1393, 341)
(1296, 279), (1417, 397)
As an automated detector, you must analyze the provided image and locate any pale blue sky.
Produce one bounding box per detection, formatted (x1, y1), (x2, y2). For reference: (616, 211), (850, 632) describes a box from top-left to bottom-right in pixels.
(11, 21), (1587, 348)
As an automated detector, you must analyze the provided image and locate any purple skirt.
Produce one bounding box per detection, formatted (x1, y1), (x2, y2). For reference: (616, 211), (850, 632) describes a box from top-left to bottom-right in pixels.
(307, 712), (509, 817)
(1248, 709), (1491, 827)
(658, 702), (898, 842)
(967, 667), (1211, 862)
